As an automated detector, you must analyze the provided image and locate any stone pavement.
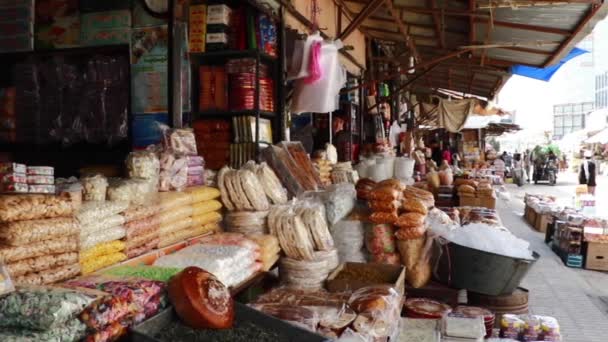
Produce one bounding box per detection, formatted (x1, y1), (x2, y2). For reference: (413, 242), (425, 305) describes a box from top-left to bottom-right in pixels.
(497, 178), (608, 341)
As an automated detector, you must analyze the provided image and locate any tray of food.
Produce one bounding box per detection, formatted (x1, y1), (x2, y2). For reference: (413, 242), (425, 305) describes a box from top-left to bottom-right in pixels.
(131, 303), (329, 342)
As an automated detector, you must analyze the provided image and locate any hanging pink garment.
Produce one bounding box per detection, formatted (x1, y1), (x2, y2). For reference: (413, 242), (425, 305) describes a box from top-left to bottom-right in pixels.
(303, 41), (323, 84)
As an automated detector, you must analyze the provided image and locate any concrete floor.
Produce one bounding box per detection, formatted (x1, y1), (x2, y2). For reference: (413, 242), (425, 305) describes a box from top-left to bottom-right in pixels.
(498, 174), (608, 341)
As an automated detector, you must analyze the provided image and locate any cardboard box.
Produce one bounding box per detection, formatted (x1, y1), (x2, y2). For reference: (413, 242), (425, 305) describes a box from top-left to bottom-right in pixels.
(327, 262), (406, 295)
(460, 196), (479, 207)
(585, 241), (608, 271)
(528, 209), (538, 228)
(535, 214), (551, 233)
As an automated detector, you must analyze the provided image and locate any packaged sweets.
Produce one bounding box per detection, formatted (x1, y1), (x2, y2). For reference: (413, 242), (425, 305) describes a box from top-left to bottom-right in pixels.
(28, 184), (56, 194)
(14, 263), (81, 285)
(1, 183), (27, 193)
(0, 286), (98, 331)
(0, 318), (87, 342)
(80, 240), (126, 261)
(0, 218), (78, 246)
(6, 252), (79, 277)
(0, 194), (76, 222)
(0, 162), (26, 174)
(26, 166), (54, 176)
(27, 175), (54, 185)
(82, 174), (109, 201)
(1, 172), (26, 184)
(0, 236), (79, 264)
(126, 150), (160, 181)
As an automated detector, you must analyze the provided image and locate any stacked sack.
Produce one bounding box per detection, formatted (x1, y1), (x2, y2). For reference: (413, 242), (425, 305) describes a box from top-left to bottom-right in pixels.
(154, 233), (261, 287)
(159, 127), (198, 192)
(77, 201), (129, 274)
(269, 200), (339, 290)
(0, 194), (81, 285)
(157, 192), (194, 248)
(395, 196), (432, 289)
(186, 186), (223, 238)
(121, 204), (161, 259)
(366, 179), (404, 264)
(249, 234), (281, 271)
(219, 161), (288, 235)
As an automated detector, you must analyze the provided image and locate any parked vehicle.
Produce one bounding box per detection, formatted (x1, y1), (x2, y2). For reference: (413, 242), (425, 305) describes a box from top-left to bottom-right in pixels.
(533, 159), (557, 185)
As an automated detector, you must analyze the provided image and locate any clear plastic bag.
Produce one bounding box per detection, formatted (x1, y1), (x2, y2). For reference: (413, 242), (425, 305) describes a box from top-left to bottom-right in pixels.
(14, 263), (81, 285)
(81, 252), (127, 275)
(348, 285), (402, 338)
(159, 217), (193, 235)
(191, 200), (222, 216)
(56, 177), (84, 208)
(124, 215), (160, 239)
(261, 145), (307, 196)
(107, 178), (156, 205)
(125, 238), (159, 259)
(275, 209), (316, 261)
(0, 318), (86, 342)
(0, 218), (78, 246)
(191, 211), (223, 227)
(124, 231), (159, 251)
(81, 214), (126, 237)
(159, 191), (192, 211)
(158, 205), (193, 225)
(250, 304), (320, 332)
(77, 201), (130, 226)
(126, 150), (160, 182)
(256, 162), (288, 204)
(185, 186), (221, 203)
(0, 235), (79, 263)
(82, 174), (109, 201)
(81, 226), (126, 250)
(162, 127), (197, 156)
(0, 194), (76, 222)
(80, 240), (126, 261)
(238, 169), (270, 211)
(159, 152), (188, 192)
(157, 224), (212, 248)
(365, 224), (396, 255)
(122, 204), (160, 223)
(296, 199), (334, 251)
(6, 252), (79, 277)
(0, 286), (98, 330)
(331, 220), (366, 262)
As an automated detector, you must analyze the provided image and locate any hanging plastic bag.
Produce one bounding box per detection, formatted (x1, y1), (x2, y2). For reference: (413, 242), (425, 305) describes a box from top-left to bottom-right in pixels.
(288, 32), (323, 81)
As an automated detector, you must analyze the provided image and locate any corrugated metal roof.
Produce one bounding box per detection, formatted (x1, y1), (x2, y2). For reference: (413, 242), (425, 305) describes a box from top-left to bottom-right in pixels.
(341, 0), (608, 99)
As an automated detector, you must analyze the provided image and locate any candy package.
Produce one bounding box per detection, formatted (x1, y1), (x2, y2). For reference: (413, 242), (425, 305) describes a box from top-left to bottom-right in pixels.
(185, 186), (220, 202)
(81, 252), (128, 275)
(80, 240), (126, 261)
(126, 150), (160, 182)
(159, 152), (188, 192)
(82, 174), (108, 201)
(14, 263), (81, 285)
(7, 252), (78, 277)
(0, 194), (76, 222)
(162, 127), (197, 156)
(0, 218), (78, 246)
(0, 236), (79, 263)
(0, 286), (98, 331)
(81, 226), (126, 250)
(77, 201), (130, 226)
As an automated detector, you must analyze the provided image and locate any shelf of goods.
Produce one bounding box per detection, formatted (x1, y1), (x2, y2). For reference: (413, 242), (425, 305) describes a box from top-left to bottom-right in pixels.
(189, 1), (281, 171)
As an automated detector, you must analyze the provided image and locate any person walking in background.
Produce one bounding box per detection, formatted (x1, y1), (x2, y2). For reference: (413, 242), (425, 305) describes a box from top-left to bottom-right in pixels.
(579, 150), (597, 195)
(524, 149), (532, 182)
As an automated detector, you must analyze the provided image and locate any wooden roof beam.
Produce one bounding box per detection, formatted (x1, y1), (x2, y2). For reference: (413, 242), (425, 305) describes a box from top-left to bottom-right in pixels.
(384, 0), (421, 61)
(338, 0), (385, 40)
(430, 0), (446, 48)
(345, 0), (490, 17)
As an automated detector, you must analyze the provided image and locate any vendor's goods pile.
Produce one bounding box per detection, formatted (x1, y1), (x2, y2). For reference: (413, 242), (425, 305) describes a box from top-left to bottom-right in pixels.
(452, 306), (495, 339)
(300, 183), (356, 225)
(219, 161), (287, 235)
(65, 274), (167, 341)
(331, 219), (366, 263)
(183, 186), (224, 241)
(0, 194), (81, 285)
(120, 205), (161, 259)
(442, 311), (486, 341)
(0, 286), (95, 341)
(0, 163), (56, 194)
(154, 233), (262, 287)
(249, 234), (281, 271)
(77, 201), (129, 274)
(158, 127), (199, 192)
(157, 191), (215, 248)
(456, 178), (496, 208)
(262, 142), (321, 196)
(251, 285), (402, 340)
(365, 224), (399, 264)
(269, 199), (339, 289)
(312, 153), (333, 186)
(499, 314), (561, 341)
(331, 162), (359, 184)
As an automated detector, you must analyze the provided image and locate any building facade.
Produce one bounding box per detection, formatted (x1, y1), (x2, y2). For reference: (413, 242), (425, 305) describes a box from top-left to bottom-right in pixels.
(553, 102), (594, 140)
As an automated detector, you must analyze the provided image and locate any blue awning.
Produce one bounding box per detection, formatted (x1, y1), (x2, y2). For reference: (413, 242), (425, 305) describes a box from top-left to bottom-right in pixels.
(509, 47), (588, 82)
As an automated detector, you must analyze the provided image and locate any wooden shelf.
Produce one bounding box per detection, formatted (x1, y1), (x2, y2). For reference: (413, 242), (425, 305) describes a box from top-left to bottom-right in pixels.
(192, 110), (276, 119)
(190, 49), (277, 63)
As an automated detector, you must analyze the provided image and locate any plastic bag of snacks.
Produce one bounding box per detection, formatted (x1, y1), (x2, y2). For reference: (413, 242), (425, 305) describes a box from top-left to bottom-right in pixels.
(81, 215), (126, 237)
(159, 152), (188, 192)
(79, 294), (135, 331)
(107, 178), (156, 205)
(0, 194), (76, 222)
(82, 174), (109, 201)
(499, 314), (525, 339)
(122, 204), (160, 223)
(125, 238), (160, 258)
(77, 201), (130, 226)
(124, 231), (159, 251)
(81, 226), (126, 250)
(0, 318), (87, 342)
(7, 252), (78, 277)
(159, 191), (192, 211)
(158, 205), (193, 224)
(0, 236), (79, 263)
(14, 263), (81, 286)
(81, 252), (128, 275)
(365, 224), (396, 255)
(124, 216), (160, 239)
(162, 127), (197, 156)
(192, 211), (222, 227)
(159, 217), (193, 235)
(101, 265), (182, 282)
(0, 286), (99, 331)
(185, 186), (220, 203)
(56, 177), (84, 208)
(126, 150), (160, 182)
(80, 240), (126, 261)
(0, 218), (79, 246)
(191, 200), (222, 216)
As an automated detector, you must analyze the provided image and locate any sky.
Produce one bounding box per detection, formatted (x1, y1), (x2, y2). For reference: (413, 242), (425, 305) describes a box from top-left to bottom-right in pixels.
(496, 17), (608, 132)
